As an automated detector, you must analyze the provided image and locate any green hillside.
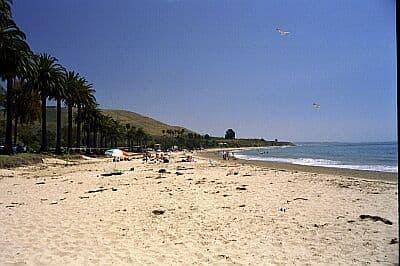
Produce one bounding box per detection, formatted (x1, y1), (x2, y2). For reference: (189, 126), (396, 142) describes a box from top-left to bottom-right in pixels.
(100, 109), (192, 136)
(3, 107), (193, 137)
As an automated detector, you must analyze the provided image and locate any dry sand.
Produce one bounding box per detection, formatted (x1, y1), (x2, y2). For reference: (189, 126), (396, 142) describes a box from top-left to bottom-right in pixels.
(0, 152), (398, 265)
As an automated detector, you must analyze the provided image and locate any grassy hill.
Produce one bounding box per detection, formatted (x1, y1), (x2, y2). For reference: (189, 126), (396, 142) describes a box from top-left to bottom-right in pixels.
(100, 109), (191, 136)
(0, 107), (193, 137)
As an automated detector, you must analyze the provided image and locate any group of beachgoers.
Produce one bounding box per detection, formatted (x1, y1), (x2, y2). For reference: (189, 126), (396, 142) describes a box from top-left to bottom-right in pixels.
(144, 151), (195, 163)
(222, 151), (235, 160)
(109, 149), (197, 165)
(142, 151), (169, 163)
(110, 151), (168, 163)
(112, 156), (131, 162)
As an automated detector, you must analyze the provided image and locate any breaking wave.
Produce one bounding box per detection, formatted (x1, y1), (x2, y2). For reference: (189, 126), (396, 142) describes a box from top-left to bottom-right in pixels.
(234, 154), (398, 173)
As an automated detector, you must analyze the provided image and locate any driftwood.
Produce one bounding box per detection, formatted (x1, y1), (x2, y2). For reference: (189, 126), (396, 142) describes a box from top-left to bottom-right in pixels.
(359, 215), (393, 225)
(152, 209), (165, 215)
(87, 188), (108, 193)
(176, 166), (194, 170)
(313, 223), (328, 228)
(287, 197), (308, 203)
(293, 197), (308, 201)
(101, 172), (122, 176)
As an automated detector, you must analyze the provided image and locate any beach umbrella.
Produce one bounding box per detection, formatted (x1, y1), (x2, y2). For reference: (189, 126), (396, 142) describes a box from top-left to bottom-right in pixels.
(105, 148), (123, 157)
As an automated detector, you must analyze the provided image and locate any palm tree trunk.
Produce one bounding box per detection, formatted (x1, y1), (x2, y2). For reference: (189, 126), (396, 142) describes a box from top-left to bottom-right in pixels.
(76, 106), (81, 149)
(13, 115), (18, 146)
(55, 98), (62, 154)
(99, 132), (103, 148)
(40, 94), (48, 152)
(85, 123), (90, 154)
(4, 78), (14, 154)
(67, 104), (73, 152)
(93, 126), (97, 148)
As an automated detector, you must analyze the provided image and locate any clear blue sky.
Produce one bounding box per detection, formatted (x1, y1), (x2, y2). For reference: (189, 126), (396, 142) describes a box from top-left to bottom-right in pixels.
(13, 0), (397, 142)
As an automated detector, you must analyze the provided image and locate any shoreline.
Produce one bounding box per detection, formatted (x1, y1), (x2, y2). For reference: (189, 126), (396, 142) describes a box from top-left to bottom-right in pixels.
(199, 150), (398, 182)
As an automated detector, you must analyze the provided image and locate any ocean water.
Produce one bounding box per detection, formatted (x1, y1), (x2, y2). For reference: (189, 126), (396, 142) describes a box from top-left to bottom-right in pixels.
(235, 142), (398, 173)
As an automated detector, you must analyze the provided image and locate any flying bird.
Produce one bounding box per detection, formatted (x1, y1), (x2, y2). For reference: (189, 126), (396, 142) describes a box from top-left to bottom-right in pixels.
(313, 103), (321, 109)
(276, 28), (290, 36)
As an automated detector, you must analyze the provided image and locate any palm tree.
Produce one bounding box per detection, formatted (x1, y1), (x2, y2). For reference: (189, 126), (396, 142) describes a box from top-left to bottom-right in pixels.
(80, 103), (99, 153)
(74, 78), (95, 150)
(91, 109), (103, 149)
(135, 128), (146, 146)
(64, 71), (80, 151)
(98, 114), (118, 149)
(53, 74), (66, 154)
(0, 17), (31, 154)
(31, 53), (65, 152)
(98, 114), (112, 148)
(104, 118), (124, 148)
(127, 126), (137, 151)
(12, 79), (40, 145)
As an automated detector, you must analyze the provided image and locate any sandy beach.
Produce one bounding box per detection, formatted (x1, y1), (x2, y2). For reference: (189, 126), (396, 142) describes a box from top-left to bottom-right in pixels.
(0, 152), (398, 265)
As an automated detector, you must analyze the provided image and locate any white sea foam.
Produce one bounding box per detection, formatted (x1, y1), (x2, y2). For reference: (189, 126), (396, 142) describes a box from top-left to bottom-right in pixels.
(234, 154), (398, 173)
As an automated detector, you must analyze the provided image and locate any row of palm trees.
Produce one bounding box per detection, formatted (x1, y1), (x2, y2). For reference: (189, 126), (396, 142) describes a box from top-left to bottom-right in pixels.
(0, 0), (124, 155)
